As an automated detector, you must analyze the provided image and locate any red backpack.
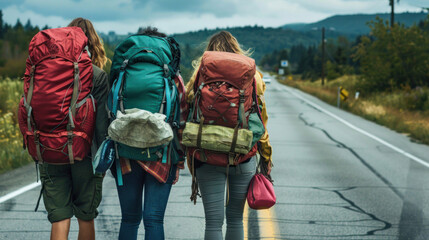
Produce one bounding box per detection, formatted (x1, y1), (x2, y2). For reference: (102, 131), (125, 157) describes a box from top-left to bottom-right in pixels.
(187, 51), (259, 166)
(18, 27), (95, 164)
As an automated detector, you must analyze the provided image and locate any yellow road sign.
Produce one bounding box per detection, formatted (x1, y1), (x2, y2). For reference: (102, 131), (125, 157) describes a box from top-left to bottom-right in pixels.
(340, 87), (349, 101)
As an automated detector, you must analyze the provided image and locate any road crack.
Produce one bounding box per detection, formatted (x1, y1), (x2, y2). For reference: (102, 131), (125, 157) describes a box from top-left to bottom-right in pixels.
(298, 113), (403, 200)
(296, 113), (400, 237)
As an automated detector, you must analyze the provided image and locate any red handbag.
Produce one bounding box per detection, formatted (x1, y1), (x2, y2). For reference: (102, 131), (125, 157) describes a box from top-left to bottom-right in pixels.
(247, 173), (276, 210)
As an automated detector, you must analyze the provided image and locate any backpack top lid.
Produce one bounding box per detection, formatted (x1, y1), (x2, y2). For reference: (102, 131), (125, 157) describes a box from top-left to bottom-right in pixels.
(28, 27), (89, 64)
(119, 35), (172, 60)
(110, 35), (173, 80)
(199, 51), (256, 89)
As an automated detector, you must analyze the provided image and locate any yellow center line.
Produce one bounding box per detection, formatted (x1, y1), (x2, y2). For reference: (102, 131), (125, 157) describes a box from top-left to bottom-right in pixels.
(244, 202), (279, 239)
(258, 207), (279, 239)
(244, 203), (249, 239)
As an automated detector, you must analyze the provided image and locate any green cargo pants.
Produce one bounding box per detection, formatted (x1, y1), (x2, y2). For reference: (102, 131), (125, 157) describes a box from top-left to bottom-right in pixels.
(39, 158), (103, 223)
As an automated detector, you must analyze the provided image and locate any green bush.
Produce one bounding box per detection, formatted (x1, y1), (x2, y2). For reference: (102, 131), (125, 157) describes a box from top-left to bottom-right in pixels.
(0, 77), (23, 114)
(402, 87), (428, 111)
(354, 16), (429, 92)
(0, 77), (31, 173)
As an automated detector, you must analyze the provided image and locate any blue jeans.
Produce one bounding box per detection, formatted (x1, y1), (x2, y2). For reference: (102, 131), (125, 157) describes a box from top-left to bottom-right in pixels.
(112, 160), (176, 240)
(196, 157), (257, 240)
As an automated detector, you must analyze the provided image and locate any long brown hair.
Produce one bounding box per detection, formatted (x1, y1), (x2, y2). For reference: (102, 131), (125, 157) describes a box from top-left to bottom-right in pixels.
(68, 18), (108, 69)
(186, 31), (251, 101)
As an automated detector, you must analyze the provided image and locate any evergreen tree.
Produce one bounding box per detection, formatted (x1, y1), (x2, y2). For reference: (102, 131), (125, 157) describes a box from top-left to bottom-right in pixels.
(14, 19), (23, 30)
(24, 19), (33, 31)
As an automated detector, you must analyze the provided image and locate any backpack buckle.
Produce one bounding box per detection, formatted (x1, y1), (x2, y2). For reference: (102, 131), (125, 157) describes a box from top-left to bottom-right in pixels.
(239, 90), (245, 103)
(67, 131), (73, 144)
(163, 64), (169, 77)
(34, 131), (40, 143)
(30, 65), (35, 76)
(120, 59), (129, 71)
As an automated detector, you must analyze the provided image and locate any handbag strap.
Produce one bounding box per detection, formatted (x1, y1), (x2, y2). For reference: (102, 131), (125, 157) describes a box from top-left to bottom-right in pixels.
(257, 152), (273, 183)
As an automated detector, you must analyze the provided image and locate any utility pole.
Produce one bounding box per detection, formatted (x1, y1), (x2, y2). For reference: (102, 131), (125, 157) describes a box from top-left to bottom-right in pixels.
(321, 27), (325, 86)
(390, 0), (395, 27)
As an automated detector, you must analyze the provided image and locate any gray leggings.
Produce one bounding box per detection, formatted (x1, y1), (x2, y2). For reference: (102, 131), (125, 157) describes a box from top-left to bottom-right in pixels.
(196, 157), (256, 240)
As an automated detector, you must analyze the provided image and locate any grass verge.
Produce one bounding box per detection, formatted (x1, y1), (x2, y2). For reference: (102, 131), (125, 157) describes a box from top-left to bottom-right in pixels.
(0, 77), (32, 174)
(278, 75), (429, 145)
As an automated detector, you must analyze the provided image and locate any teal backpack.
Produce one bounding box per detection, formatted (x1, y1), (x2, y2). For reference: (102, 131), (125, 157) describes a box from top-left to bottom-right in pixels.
(107, 35), (182, 185)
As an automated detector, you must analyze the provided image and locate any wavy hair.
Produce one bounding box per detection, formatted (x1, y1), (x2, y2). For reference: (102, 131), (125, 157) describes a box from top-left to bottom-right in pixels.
(186, 31), (251, 101)
(68, 18), (108, 69)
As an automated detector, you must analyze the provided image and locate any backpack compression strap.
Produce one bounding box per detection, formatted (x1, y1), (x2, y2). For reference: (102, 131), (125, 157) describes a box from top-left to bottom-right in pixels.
(111, 59), (129, 186)
(238, 89), (248, 129)
(161, 77), (172, 164)
(23, 64), (44, 162)
(170, 84), (182, 154)
(66, 61), (81, 164)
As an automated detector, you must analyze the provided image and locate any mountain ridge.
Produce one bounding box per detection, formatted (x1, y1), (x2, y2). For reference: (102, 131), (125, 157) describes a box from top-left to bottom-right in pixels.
(282, 12), (428, 35)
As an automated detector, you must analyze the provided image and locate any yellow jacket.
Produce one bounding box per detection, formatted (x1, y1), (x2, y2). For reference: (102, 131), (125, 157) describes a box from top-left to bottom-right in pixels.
(255, 71), (273, 164)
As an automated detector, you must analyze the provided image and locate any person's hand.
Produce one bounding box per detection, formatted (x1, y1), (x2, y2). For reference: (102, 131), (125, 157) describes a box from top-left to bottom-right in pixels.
(267, 161), (272, 175)
(172, 168), (180, 185)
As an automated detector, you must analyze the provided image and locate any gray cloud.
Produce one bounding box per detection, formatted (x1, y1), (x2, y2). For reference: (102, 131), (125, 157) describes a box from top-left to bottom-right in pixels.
(1, 0), (425, 34)
(3, 0), (241, 23)
(0, 0), (26, 9)
(20, 0), (134, 21)
(134, 0), (239, 18)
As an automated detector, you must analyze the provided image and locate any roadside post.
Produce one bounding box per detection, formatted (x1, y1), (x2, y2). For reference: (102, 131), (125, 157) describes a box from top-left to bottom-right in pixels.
(337, 86), (349, 108)
(321, 27), (325, 86)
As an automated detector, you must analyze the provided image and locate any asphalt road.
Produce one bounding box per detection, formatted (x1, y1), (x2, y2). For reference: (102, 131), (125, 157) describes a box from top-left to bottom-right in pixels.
(1, 75), (429, 239)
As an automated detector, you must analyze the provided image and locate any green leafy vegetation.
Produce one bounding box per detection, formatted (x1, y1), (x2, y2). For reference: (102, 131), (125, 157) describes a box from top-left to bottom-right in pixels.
(261, 35), (358, 81)
(279, 76), (429, 145)
(0, 12), (40, 78)
(354, 17), (429, 92)
(0, 77), (32, 173)
(277, 14), (429, 145)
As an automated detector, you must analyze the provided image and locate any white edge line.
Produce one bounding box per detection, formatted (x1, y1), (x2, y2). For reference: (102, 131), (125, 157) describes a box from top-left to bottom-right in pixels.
(283, 86), (429, 168)
(0, 181), (41, 204)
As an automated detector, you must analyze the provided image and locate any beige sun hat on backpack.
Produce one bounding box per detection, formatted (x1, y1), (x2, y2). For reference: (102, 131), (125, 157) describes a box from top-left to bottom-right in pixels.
(108, 108), (173, 148)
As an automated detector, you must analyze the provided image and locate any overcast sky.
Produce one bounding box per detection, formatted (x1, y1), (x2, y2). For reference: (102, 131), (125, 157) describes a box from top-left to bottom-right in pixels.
(1, 0), (427, 35)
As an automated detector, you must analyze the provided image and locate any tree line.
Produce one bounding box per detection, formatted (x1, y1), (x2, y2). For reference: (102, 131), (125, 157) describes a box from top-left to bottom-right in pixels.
(1, 9), (428, 94)
(0, 10), (48, 78)
(261, 14), (429, 93)
(260, 35), (358, 81)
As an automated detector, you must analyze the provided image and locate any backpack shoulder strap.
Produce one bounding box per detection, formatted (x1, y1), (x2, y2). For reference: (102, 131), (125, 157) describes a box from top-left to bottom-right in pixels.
(111, 59), (129, 117)
(163, 77), (172, 119)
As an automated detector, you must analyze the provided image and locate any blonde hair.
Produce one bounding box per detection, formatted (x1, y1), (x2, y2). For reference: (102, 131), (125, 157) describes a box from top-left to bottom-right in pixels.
(186, 31), (251, 101)
(68, 18), (108, 69)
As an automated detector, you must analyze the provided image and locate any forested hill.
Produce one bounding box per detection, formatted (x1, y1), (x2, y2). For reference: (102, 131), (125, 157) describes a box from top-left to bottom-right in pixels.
(171, 12), (427, 63)
(282, 12), (428, 35)
(171, 26), (346, 63)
